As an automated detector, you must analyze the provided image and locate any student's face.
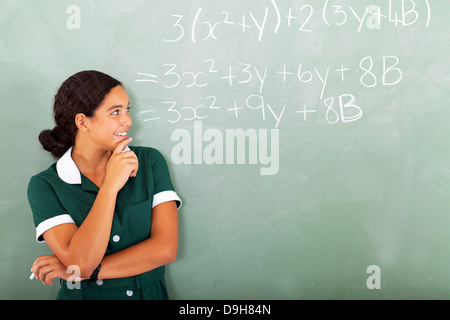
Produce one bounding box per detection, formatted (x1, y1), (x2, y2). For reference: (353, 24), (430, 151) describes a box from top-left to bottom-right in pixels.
(86, 85), (132, 151)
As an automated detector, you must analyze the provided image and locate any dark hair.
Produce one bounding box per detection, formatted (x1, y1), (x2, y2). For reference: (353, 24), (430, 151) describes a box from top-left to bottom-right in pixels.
(39, 70), (122, 158)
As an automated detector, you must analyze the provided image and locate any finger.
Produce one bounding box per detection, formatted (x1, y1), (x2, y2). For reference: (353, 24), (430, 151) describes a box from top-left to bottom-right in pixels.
(129, 160), (139, 177)
(31, 256), (44, 271)
(31, 255), (59, 280)
(31, 255), (53, 272)
(113, 137), (132, 154)
(120, 150), (138, 160)
(31, 258), (45, 279)
(43, 271), (58, 286)
(38, 265), (54, 283)
(122, 154), (139, 167)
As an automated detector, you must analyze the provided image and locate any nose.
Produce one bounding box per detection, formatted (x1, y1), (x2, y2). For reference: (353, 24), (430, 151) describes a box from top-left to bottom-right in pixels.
(122, 111), (132, 127)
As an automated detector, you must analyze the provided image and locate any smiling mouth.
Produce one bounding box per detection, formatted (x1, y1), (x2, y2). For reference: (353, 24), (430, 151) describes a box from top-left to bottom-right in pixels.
(114, 132), (127, 137)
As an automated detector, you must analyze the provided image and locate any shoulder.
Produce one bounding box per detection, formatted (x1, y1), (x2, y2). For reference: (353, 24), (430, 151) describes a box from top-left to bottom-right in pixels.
(28, 163), (58, 191)
(27, 163), (65, 212)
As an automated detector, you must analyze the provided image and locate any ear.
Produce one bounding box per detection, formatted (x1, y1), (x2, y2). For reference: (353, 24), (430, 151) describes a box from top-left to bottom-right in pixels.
(75, 113), (89, 131)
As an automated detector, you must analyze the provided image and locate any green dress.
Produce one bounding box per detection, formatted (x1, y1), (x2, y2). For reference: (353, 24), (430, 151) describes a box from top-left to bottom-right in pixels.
(27, 146), (181, 300)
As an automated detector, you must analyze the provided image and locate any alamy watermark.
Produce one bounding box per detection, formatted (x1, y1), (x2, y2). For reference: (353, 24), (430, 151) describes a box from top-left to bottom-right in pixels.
(66, 5), (81, 30)
(366, 265), (381, 290)
(170, 121), (279, 175)
(66, 265), (81, 289)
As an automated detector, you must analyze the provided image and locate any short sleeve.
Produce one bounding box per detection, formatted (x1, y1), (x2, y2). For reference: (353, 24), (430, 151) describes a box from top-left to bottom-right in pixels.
(27, 174), (75, 243)
(150, 149), (182, 209)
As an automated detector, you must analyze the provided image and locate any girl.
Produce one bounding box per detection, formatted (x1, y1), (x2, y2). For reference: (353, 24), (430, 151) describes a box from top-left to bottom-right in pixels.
(28, 70), (181, 300)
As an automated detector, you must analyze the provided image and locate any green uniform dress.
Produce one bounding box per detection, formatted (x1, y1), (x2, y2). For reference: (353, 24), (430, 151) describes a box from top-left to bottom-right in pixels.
(27, 146), (181, 300)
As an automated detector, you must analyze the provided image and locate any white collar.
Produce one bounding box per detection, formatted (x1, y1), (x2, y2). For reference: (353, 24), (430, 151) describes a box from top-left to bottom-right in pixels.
(56, 146), (131, 184)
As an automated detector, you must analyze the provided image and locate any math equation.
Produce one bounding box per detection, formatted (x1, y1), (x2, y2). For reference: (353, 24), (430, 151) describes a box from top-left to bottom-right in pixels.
(133, 0), (431, 128)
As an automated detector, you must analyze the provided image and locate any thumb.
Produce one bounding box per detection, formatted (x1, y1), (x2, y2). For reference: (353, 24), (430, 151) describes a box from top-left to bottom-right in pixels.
(114, 137), (132, 154)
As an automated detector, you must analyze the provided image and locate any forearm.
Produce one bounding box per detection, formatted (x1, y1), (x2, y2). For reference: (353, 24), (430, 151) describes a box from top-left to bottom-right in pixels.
(97, 236), (177, 279)
(97, 201), (179, 279)
(69, 186), (118, 271)
(46, 185), (118, 277)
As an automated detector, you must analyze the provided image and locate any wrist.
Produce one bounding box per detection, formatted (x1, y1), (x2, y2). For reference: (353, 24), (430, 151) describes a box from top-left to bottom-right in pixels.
(90, 263), (102, 281)
(99, 182), (120, 195)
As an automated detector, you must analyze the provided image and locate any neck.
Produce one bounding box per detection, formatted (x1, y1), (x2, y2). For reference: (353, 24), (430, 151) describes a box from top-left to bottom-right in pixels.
(71, 142), (111, 186)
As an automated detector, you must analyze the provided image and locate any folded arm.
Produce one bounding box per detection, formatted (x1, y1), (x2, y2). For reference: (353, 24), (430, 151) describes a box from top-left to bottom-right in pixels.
(31, 200), (178, 284)
(98, 200), (178, 279)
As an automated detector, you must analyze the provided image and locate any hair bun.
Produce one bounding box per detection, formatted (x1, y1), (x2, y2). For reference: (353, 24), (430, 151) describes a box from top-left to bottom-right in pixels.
(38, 127), (70, 158)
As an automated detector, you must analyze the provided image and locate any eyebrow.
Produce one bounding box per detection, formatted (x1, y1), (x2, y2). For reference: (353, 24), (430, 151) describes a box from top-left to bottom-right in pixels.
(107, 101), (130, 111)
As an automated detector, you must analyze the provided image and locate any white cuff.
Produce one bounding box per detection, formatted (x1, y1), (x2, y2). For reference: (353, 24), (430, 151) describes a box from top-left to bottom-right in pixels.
(152, 190), (182, 209)
(35, 214), (75, 243)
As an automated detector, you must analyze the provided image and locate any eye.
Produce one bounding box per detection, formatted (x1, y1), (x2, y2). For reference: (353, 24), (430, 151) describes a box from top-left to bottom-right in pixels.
(126, 106), (131, 112)
(111, 110), (119, 115)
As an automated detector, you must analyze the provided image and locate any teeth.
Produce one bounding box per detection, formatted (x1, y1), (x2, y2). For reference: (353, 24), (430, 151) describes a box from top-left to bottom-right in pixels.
(114, 132), (127, 136)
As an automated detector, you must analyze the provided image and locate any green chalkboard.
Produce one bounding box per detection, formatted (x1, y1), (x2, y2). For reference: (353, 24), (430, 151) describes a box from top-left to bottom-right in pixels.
(1, 0), (450, 299)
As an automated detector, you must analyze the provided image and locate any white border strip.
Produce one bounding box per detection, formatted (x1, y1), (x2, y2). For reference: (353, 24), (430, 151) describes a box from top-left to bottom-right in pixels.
(152, 190), (182, 209)
(35, 214), (75, 243)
